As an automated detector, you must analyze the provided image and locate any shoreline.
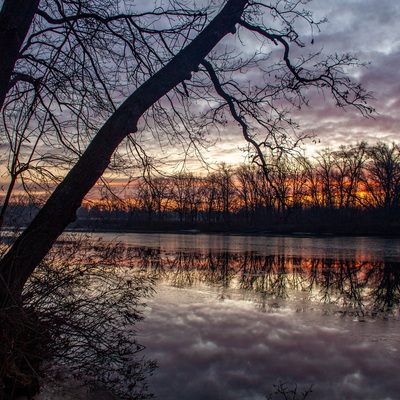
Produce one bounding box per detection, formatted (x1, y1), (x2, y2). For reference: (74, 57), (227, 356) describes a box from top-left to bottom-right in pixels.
(64, 224), (400, 239)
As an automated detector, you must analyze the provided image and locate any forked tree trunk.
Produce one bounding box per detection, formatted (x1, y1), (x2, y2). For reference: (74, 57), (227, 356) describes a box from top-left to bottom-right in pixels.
(0, 0), (248, 307)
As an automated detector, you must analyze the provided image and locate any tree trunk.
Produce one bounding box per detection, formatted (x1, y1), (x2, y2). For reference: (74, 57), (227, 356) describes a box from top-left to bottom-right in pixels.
(0, 173), (17, 232)
(0, 0), (248, 307)
(0, 0), (40, 111)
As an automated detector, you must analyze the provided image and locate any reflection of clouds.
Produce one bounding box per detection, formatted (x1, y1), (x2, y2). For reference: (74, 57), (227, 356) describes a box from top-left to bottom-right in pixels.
(140, 283), (400, 400)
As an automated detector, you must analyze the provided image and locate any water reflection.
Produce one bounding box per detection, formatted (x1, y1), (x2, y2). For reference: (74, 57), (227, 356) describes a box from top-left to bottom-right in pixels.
(100, 235), (400, 400)
(123, 246), (400, 317)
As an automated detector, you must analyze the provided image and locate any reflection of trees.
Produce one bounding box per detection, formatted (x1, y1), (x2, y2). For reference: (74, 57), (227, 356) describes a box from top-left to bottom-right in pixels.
(127, 245), (400, 317)
(204, 251), (235, 290)
(168, 253), (201, 288)
(239, 254), (290, 299)
(336, 260), (366, 312)
(312, 259), (366, 313)
(366, 261), (400, 314)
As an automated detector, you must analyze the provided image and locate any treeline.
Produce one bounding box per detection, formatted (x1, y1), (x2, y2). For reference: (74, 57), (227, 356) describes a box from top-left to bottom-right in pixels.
(74, 142), (400, 235)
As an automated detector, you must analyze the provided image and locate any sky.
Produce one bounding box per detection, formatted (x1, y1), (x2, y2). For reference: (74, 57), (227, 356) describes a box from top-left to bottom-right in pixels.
(2, 0), (400, 195)
(296, 0), (400, 149)
(162, 0), (400, 171)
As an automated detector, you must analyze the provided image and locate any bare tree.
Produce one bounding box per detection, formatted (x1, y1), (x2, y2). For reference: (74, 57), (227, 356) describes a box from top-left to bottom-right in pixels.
(331, 142), (367, 209)
(236, 164), (267, 225)
(0, 0), (250, 306)
(314, 148), (336, 209)
(202, 171), (221, 223)
(0, 97), (68, 230)
(0, 0), (373, 306)
(0, 0), (40, 111)
(171, 172), (193, 222)
(287, 156), (309, 211)
(214, 163), (237, 224)
(0, 3), (377, 396)
(0, 0), (208, 228)
(1, 236), (156, 399)
(300, 155), (322, 209)
(362, 142), (400, 210)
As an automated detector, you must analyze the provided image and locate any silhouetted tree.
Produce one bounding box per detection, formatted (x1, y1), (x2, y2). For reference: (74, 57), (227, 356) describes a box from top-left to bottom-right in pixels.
(362, 142), (400, 210)
(333, 142), (367, 209)
(0, 0), (373, 310)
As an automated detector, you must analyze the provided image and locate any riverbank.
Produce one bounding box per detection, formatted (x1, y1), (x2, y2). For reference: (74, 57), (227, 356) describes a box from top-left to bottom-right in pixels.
(67, 218), (400, 238)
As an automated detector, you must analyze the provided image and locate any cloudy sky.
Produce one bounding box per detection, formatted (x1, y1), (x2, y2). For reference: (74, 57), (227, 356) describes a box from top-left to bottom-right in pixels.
(2, 0), (400, 191)
(297, 0), (400, 147)
(165, 0), (400, 171)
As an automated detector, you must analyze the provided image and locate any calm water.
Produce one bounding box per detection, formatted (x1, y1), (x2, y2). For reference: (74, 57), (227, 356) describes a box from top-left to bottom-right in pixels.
(93, 232), (400, 400)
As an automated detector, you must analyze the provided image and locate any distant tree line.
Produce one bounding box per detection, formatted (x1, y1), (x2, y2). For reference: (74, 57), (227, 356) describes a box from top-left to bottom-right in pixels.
(2, 141), (400, 234)
(70, 141), (400, 234)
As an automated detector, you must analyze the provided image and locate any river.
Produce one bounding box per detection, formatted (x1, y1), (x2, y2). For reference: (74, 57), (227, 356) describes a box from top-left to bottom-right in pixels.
(86, 232), (400, 400)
